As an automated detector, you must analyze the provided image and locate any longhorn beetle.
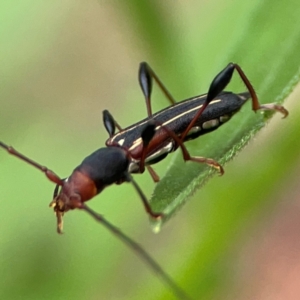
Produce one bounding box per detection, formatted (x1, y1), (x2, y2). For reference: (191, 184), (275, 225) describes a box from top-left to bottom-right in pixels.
(0, 62), (288, 299)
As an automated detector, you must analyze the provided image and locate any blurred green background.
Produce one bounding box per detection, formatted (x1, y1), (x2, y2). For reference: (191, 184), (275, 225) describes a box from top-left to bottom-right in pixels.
(1, 1), (300, 299)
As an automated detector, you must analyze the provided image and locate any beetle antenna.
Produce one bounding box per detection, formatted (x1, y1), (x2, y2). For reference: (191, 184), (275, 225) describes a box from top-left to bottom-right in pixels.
(0, 141), (63, 185)
(81, 204), (192, 300)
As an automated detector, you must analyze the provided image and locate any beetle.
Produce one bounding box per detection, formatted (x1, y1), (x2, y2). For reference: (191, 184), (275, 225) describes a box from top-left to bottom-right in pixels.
(0, 62), (288, 299)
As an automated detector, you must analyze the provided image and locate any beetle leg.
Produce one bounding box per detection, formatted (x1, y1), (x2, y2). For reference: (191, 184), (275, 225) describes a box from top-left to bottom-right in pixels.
(150, 120), (224, 175)
(146, 166), (160, 182)
(207, 63), (288, 117)
(189, 156), (224, 175)
(125, 173), (163, 219)
(103, 109), (123, 137)
(139, 62), (176, 117)
(180, 63), (289, 142)
(138, 121), (160, 182)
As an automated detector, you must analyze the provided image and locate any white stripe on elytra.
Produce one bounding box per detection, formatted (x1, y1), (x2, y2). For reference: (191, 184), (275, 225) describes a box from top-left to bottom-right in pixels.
(127, 99), (221, 151)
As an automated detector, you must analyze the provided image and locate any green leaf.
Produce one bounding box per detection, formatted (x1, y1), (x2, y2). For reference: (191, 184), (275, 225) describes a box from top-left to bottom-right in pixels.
(2, 1), (300, 300)
(147, 0), (300, 231)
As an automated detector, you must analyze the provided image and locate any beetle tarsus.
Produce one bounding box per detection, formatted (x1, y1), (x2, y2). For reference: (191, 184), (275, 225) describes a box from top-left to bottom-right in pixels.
(258, 103), (289, 118)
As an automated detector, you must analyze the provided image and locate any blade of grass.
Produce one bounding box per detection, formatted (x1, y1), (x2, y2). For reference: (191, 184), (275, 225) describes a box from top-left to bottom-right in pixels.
(148, 0), (300, 231)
